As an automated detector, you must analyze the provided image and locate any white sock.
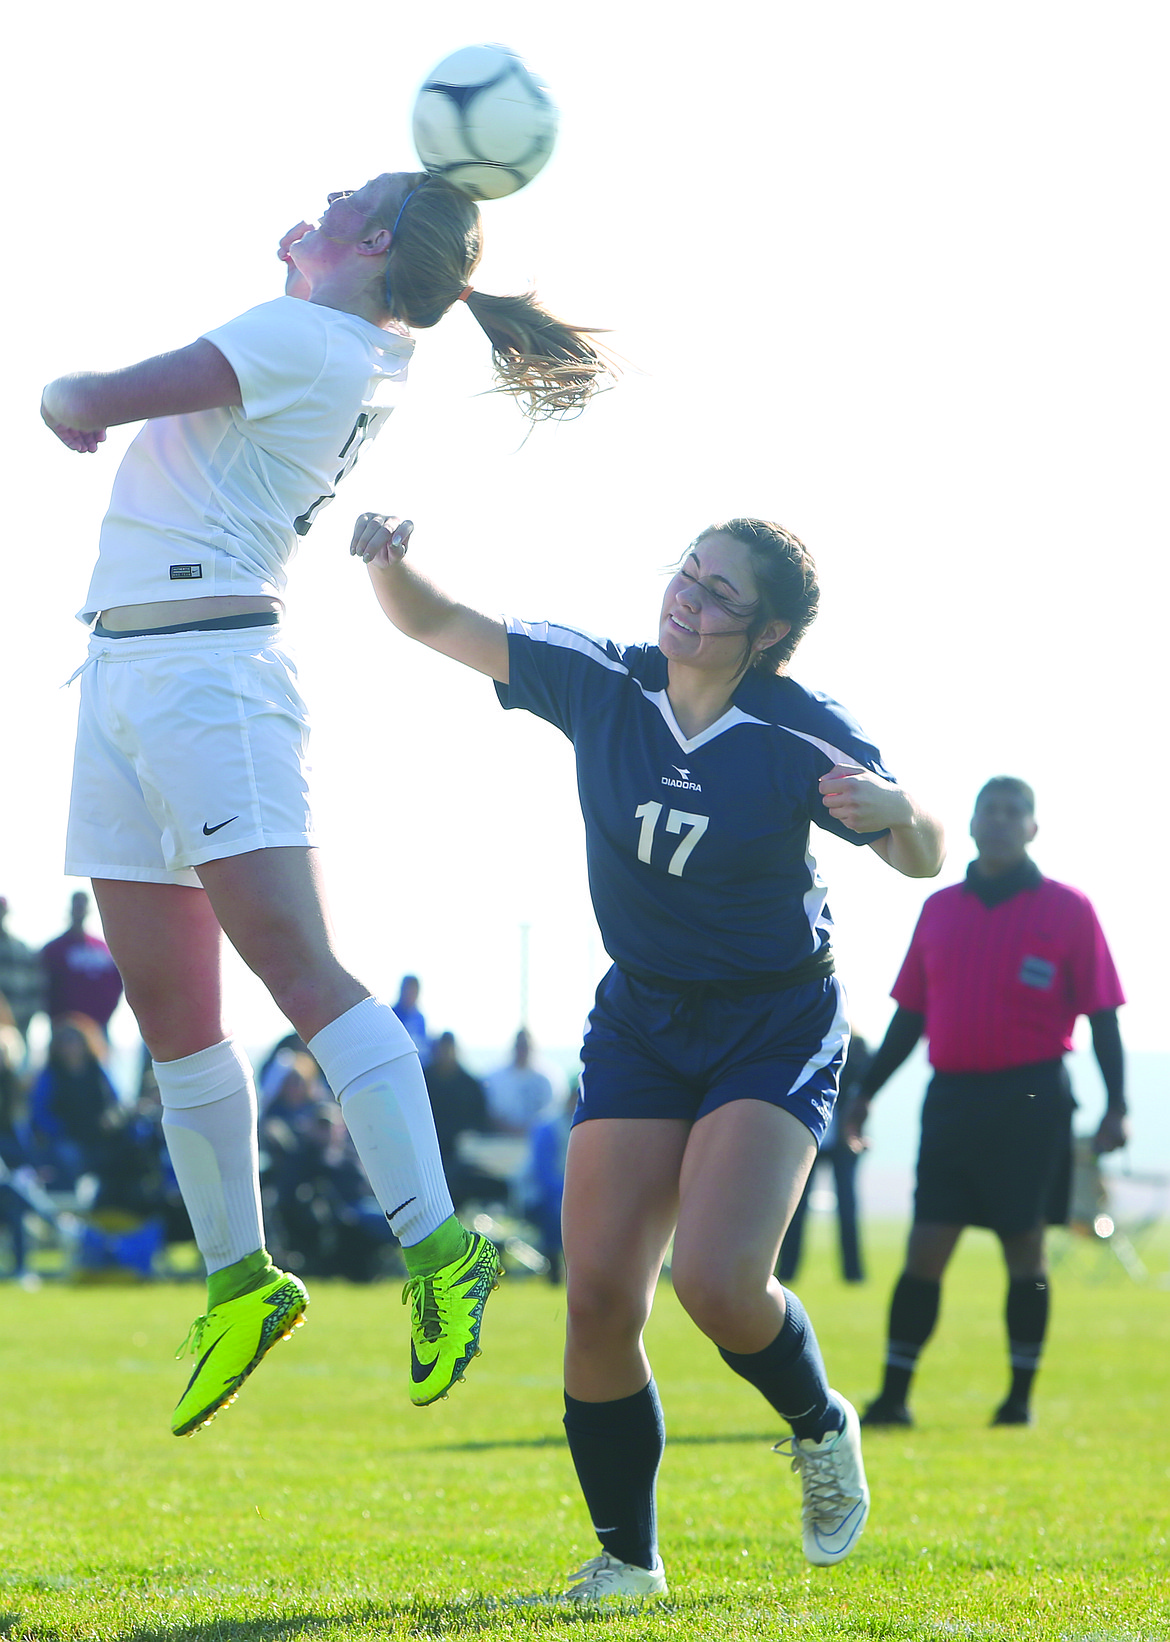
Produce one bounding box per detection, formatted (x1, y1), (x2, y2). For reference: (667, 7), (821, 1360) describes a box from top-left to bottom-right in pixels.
(309, 998), (453, 1246)
(156, 1039), (265, 1276)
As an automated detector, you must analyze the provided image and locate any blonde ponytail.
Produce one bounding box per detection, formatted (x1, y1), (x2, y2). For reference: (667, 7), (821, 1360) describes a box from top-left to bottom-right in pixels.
(379, 173), (613, 420)
(462, 288), (611, 420)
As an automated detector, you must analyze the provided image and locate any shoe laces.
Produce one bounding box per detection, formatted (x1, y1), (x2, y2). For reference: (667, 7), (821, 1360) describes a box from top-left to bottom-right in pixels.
(565, 1553), (626, 1592)
(773, 1433), (853, 1514)
(401, 1276), (443, 1342)
(568, 1554), (613, 1579)
(175, 1313), (210, 1360)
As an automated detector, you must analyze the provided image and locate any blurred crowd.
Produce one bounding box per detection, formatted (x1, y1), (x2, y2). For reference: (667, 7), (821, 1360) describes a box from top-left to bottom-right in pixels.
(0, 895), (575, 1286)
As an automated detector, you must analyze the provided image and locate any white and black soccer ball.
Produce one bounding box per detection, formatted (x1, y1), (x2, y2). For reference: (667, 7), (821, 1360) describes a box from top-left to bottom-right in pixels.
(411, 44), (558, 201)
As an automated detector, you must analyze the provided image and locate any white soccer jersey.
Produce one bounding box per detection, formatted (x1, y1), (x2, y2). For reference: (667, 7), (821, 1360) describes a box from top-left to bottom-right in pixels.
(78, 297), (413, 621)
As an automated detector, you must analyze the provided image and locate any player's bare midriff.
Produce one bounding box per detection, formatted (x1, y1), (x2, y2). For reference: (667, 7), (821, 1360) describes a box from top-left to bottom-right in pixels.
(98, 595), (283, 631)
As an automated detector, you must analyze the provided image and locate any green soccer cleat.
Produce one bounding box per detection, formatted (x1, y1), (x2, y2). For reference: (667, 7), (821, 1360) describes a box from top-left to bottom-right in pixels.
(403, 1231), (502, 1406)
(171, 1270), (308, 1436)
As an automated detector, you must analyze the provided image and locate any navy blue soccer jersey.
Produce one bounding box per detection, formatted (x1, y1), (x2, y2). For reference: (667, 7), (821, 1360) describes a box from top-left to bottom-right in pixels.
(494, 620), (896, 982)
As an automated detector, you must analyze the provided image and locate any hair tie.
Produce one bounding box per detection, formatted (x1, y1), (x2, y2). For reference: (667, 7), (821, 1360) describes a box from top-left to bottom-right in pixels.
(390, 187), (419, 239)
(457, 285), (474, 303)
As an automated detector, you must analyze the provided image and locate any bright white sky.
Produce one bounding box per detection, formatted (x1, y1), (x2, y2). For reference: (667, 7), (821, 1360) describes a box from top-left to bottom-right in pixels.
(3, 1), (1166, 1073)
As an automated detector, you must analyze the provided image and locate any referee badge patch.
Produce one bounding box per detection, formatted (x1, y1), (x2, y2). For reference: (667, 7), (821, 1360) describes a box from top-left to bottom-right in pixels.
(1019, 955), (1056, 990)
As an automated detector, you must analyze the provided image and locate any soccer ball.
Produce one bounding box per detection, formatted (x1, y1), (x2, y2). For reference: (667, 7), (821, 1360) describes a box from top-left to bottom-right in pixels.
(411, 44), (559, 201)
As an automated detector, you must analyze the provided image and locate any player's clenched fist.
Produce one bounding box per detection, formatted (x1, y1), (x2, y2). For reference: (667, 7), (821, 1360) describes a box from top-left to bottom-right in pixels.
(819, 765), (911, 834)
(350, 513), (413, 567)
(40, 397), (106, 454)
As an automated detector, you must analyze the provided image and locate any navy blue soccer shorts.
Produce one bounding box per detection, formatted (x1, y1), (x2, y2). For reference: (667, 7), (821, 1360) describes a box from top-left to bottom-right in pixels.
(576, 966), (850, 1145)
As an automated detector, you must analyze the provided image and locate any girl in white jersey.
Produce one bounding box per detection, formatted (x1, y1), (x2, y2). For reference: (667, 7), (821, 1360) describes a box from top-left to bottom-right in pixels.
(40, 171), (607, 1438)
(352, 512), (945, 1599)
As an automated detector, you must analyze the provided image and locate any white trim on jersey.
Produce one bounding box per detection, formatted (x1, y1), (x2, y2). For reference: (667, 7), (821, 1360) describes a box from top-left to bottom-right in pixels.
(504, 618), (627, 674)
(503, 618), (891, 773)
(801, 843), (833, 949)
(639, 691), (768, 755)
(504, 618), (777, 755)
(774, 722), (895, 777)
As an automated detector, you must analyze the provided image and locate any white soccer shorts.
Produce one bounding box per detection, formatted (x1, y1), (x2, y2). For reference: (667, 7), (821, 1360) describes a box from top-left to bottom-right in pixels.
(65, 625), (315, 885)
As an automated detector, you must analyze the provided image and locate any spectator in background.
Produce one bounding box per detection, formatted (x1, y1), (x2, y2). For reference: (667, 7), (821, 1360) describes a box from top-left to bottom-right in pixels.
(41, 892), (123, 1038)
(484, 1028), (553, 1138)
(0, 896), (46, 1052)
(259, 1052), (392, 1281)
(88, 1072), (178, 1226)
(526, 1076), (577, 1284)
(258, 1032), (310, 1109)
(778, 1034), (870, 1285)
(259, 1052), (332, 1264)
(423, 1032), (496, 1211)
(392, 975), (430, 1062)
(1, 1022), (32, 1278)
(26, 1013), (120, 1190)
(847, 777), (1126, 1428)
(132, 1054), (193, 1247)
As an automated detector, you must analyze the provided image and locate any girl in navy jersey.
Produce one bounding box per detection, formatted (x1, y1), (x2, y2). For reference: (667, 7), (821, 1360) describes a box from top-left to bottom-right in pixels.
(356, 511), (945, 1599)
(39, 172), (608, 1437)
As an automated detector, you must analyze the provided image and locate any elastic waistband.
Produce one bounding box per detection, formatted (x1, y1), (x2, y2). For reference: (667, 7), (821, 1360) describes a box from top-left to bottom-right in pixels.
(93, 611), (280, 639)
(83, 619), (285, 662)
(620, 945), (835, 1001)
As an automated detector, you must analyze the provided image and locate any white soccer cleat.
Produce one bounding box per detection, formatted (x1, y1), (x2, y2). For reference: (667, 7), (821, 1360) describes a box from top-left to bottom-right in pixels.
(559, 1552), (668, 1603)
(775, 1394), (870, 1566)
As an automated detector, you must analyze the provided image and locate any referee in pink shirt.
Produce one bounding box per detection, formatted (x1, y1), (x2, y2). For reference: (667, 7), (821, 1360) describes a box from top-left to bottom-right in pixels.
(845, 776), (1126, 1427)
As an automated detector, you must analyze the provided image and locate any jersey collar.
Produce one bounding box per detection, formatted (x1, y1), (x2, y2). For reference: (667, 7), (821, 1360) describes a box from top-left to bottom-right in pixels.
(963, 856), (1042, 907)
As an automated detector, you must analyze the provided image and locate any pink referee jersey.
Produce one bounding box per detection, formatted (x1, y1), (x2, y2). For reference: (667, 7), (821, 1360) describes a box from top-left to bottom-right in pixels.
(892, 873), (1124, 1074)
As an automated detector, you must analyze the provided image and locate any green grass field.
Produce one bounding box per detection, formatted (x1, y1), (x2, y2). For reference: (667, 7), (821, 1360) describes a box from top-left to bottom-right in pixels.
(2, 1222), (1168, 1641)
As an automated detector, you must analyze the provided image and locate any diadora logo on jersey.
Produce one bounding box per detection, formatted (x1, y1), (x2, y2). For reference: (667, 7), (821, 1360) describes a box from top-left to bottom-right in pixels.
(662, 764), (702, 792)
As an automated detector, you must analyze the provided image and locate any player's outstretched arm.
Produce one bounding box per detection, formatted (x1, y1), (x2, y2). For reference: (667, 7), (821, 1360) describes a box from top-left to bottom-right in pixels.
(41, 341), (242, 451)
(353, 514), (509, 684)
(818, 766), (945, 878)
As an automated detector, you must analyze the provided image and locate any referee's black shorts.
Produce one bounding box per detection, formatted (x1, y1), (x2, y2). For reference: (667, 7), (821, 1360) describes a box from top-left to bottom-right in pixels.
(913, 1060), (1075, 1235)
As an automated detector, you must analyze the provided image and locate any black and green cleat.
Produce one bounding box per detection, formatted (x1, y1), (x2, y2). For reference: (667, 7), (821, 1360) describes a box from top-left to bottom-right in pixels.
(172, 1270), (308, 1436)
(403, 1231), (502, 1406)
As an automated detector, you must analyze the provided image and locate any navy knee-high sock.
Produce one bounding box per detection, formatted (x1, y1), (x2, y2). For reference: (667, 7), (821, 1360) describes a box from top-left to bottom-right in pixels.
(562, 1380), (665, 1570)
(718, 1288), (842, 1441)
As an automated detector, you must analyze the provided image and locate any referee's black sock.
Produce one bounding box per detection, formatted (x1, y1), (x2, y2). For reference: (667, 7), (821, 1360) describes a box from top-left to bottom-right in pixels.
(878, 1272), (941, 1406)
(719, 1288), (843, 1441)
(562, 1381), (664, 1571)
(1005, 1276), (1049, 1405)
